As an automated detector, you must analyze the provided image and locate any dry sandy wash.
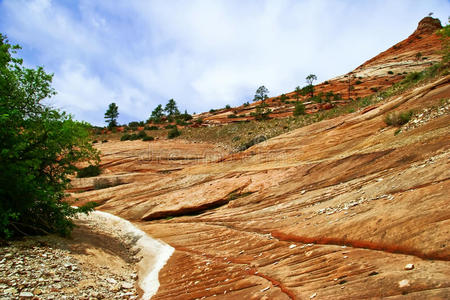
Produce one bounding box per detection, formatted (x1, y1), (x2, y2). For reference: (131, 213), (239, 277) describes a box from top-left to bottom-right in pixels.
(71, 72), (450, 299)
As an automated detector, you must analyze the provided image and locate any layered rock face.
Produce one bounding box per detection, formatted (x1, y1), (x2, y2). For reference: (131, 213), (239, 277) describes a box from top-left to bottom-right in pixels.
(71, 73), (450, 299)
(197, 17), (444, 125)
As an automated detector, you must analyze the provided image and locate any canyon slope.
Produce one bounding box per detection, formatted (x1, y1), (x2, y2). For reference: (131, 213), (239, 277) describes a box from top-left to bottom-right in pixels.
(197, 17), (444, 125)
(71, 18), (449, 299)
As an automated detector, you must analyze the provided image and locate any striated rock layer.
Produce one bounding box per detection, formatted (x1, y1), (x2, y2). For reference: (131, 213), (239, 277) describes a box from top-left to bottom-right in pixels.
(71, 73), (450, 299)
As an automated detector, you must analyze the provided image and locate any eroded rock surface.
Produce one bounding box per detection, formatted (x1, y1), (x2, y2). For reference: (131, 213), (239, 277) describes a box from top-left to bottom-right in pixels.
(71, 72), (450, 299)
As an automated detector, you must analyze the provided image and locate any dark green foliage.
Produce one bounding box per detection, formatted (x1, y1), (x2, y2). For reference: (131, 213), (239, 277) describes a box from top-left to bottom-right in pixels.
(120, 133), (140, 141)
(384, 110), (413, 126)
(225, 104), (231, 109)
(387, 70), (394, 75)
(164, 99), (180, 121)
(145, 125), (159, 130)
(301, 85), (314, 98)
(149, 104), (164, 123)
(293, 102), (306, 116)
(165, 124), (177, 129)
(238, 135), (267, 151)
(253, 86), (269, 102)
(142, 135), (154, 141)
(0, 34), (99, 238)
(228, 114), (238, 118)
(279, 94), (288, 102)
(402, 72), (422, 84)
(179, 110), (193, 121)
(355, 80), (362, 84)
(137, 130), (147, 138)
(104, 103), (119, 128)
(120, 134), (131, 141)
(209, 109), (216, 113)
(305, 74), (317, 86)
(77, 165), (101, 178)
(168, 127), (181, 139)
(128, 121), (141, 128)
(243, 102), (250, 107)
(195, 118), (203, 124)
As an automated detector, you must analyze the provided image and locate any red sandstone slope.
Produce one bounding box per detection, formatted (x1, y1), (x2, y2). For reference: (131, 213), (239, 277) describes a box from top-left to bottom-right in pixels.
(197, 17), (443, 126)
(72, 74), (450, 299)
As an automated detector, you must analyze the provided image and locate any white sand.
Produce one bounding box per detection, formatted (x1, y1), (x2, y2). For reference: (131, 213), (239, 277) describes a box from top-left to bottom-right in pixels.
(76, 210), (174, 299)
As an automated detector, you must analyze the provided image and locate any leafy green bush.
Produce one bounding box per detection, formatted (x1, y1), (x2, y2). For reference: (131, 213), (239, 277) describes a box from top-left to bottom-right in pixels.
(293, 102), (306, 116)
(146, 125), (159, 130)
(165, 124), (176, 129)
(384, 110), (413, 126)
(137, 130), (147, 138)
(387, 70), (394, 75)
(120, 133), (130, 141)
(142, 136), (154, 141)
(225, 104), (231, 109)
(0, 34), (99, 238)
(168, 127), (181, 139)
(77, 165), (101, 178)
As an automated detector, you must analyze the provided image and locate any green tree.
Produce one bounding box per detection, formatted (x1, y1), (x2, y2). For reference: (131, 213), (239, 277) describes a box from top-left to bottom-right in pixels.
(253, 86), (269, 102)
(0, 34), (99, 238)
(305, 74), (317, 86)
(164, 99), (180, 121)
(104, 102), (119, 128)
(293, 101), (306, 116)
(149, 104), (164, 123)
(304, 74), (317, 98)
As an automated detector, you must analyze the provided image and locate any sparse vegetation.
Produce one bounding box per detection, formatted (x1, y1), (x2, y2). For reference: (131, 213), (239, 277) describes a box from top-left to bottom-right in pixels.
(142, 135), (155, 141)
(182, 60), (448, 151)
(384, 110), (413, 126)
(168, 127), (181, 139)
(77, 165), (101, 178)
(293, 102), (306, 116)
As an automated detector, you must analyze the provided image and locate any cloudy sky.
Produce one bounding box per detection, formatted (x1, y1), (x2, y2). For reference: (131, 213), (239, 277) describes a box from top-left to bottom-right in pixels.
(1, 0), (448, 126)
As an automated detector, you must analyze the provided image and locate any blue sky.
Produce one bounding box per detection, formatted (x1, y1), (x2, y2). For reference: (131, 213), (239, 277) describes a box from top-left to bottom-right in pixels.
(1, 0), (449, 126)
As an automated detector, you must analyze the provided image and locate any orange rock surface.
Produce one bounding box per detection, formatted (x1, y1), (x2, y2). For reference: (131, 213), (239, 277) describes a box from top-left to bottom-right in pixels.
(70, 17), (450, 299)
(71, 74), (450, 299)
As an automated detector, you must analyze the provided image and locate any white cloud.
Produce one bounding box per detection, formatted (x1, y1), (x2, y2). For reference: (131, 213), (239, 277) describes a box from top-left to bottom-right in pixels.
(1, 0), (449, 125)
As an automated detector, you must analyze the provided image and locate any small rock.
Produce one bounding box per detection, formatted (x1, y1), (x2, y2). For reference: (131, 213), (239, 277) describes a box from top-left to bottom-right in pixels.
(404, 264), (414, 270)
(106, 277), (117, 284)
(33, 288), (42, 295)
(19, 291), (34, 298)
(289, 244), (296, 249)
(260, 286), (270, 292)
(310, 292), (317, 299)
(398, 279), (410, 288)
(121, 282), (133, 290)
(4, 287), (18, 294)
